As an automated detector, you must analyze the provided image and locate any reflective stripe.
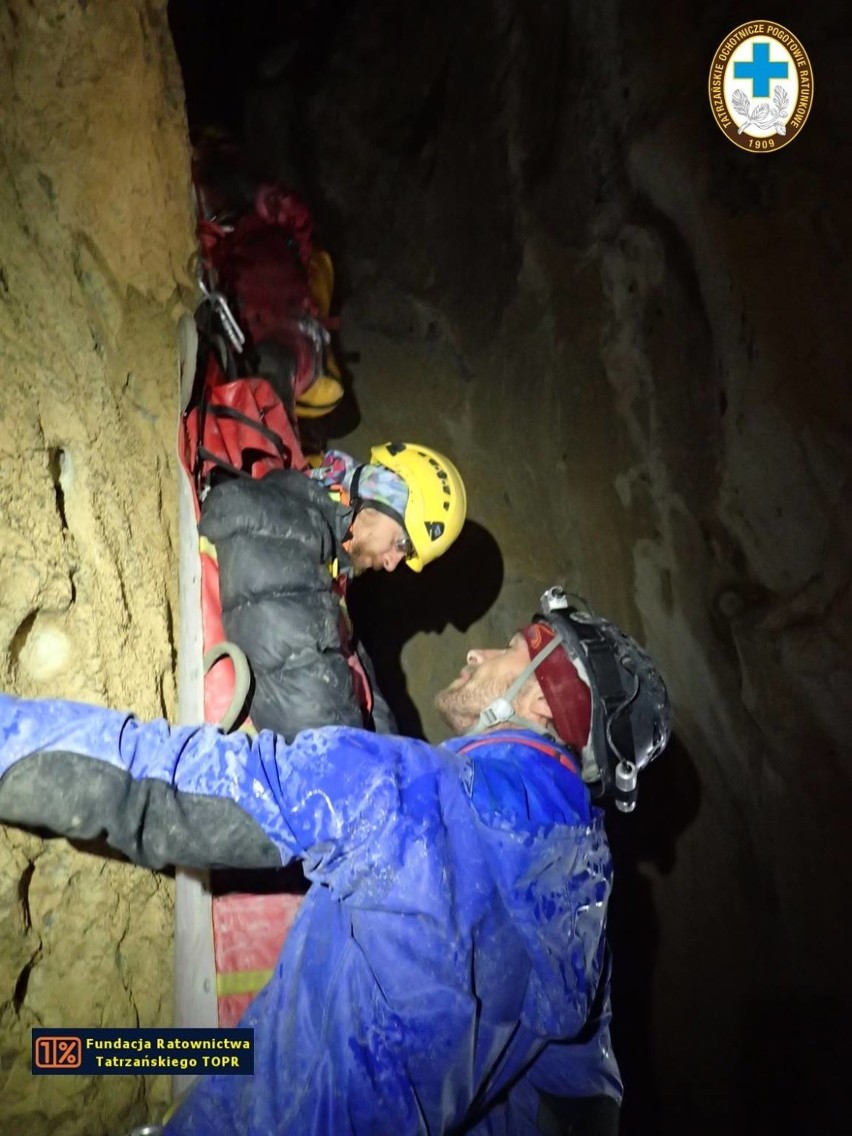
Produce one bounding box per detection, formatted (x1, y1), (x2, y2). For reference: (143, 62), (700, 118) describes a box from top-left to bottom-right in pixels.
(199, 535), (218, 561)
(326, 481), (351, 585)
(338, 593), (353, 636)
(326, 484), (351, 507)
(216, 968), (274, 998)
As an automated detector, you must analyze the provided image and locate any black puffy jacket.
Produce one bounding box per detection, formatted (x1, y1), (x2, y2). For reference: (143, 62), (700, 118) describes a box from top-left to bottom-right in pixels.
(198, 469), (394, 740)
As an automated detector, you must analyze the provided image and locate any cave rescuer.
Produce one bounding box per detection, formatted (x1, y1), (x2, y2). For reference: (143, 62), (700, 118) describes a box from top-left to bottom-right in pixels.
(199, 441), (466, 739)
(0, 586), (671, 1136)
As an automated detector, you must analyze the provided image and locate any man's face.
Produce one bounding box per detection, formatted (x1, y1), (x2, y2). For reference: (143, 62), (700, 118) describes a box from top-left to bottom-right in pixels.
(348, 508), (412, 573)
(434, 633), (532, 732)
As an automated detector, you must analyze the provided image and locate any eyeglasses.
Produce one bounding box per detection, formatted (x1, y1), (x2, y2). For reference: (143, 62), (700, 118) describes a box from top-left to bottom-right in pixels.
(391, 535), (415, 560)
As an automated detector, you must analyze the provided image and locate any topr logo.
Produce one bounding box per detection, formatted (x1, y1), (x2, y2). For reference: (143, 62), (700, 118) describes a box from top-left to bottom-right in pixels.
(709, 22), (813, 151)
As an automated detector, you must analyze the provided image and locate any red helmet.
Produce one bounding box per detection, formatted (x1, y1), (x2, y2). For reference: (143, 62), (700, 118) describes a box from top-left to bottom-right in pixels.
(471, 587), (671, 813)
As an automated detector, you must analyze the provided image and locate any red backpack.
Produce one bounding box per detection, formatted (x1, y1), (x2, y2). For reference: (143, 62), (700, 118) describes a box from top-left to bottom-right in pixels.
(178, 307), (309, 728)
(198, 186), (324, 402)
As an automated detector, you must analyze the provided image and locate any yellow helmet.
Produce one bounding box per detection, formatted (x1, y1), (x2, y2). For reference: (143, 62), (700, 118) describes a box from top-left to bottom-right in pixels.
(370, 442), (467, 572)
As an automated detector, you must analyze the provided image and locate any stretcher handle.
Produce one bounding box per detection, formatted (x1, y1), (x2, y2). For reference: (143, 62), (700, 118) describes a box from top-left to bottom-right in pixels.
(203, 641), (253, 733)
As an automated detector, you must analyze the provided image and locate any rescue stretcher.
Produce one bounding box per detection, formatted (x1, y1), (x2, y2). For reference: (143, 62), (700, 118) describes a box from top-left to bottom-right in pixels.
(173, 182), (345, 1055)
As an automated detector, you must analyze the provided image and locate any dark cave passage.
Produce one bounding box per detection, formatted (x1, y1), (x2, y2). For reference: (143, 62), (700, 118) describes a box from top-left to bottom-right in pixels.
(164, 3), (852, 1133)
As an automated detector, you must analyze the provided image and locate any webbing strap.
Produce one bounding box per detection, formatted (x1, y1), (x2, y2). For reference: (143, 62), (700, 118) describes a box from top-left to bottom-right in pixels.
(504, 632), (564, 704)
(206, 403), (287, 456)
(467, 632), (565, 736)
(196, 446), (251, 481)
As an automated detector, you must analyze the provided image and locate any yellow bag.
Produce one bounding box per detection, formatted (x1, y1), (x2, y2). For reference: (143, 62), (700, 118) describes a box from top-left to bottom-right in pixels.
(299, 249), (344, 418)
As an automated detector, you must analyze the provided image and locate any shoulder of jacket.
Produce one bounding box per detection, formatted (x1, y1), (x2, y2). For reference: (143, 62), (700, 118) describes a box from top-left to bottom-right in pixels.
(459, 733), (592, 827)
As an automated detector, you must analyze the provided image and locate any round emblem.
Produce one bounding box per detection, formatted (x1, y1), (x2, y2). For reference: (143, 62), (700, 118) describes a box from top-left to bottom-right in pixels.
(709, 22), (813, 152)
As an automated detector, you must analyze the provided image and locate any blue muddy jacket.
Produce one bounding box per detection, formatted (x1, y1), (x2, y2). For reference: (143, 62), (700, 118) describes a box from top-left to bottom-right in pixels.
(0, 696), (621, 1134)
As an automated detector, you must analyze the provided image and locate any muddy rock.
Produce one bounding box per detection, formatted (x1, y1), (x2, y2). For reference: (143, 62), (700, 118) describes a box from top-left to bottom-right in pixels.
(0, 2), (194, 1132)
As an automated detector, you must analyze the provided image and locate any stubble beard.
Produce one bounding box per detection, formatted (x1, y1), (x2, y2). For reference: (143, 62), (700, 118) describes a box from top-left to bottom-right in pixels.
(348, 541), (378, 575)
(434, 670), (485, 732)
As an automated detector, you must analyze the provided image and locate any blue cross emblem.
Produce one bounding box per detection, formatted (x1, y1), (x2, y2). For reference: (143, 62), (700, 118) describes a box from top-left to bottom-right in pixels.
(733, 42), (789, 97)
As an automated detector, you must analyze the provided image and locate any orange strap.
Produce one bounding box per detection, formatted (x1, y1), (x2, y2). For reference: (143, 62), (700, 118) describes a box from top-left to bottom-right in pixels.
(327, 482), (351, 507)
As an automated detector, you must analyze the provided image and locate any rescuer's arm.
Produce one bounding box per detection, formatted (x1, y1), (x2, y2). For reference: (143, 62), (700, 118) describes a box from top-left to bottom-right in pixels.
(0, 695), (402, 874)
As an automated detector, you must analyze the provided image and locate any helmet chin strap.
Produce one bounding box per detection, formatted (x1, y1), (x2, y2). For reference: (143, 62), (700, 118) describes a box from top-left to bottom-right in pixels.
(465, 632), (564, 737)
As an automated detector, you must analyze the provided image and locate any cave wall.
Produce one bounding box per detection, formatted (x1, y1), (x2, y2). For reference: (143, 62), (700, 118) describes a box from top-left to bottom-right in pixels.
(0, 1), (194, 1132)
(245, 1), (851, 1130)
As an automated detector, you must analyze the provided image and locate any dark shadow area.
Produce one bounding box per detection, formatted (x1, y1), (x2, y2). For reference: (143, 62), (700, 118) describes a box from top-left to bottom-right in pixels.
(168, 0), (360, 301)
(348, 520), (505, 738)
(735, 994), (850, 1136)
(167, 0), (326, 139)
(170, 1), (366, 439)
(168, 0), (268, 136)
(29, 828), (308, 900)
(12, 830), (177, 877)
(605, 734), (702, 1136)
(212, 862), (310, 897)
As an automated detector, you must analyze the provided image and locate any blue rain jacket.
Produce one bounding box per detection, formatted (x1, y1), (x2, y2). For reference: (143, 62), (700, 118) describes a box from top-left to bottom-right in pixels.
(0, 696), (621, 1134)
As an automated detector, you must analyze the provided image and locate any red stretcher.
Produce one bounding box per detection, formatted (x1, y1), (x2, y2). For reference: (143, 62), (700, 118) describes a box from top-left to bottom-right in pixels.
(177, 319), (310, 1027)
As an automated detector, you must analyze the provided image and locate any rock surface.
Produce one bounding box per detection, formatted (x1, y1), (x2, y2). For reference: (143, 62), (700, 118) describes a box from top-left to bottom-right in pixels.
(0, 1), (194, 1132)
